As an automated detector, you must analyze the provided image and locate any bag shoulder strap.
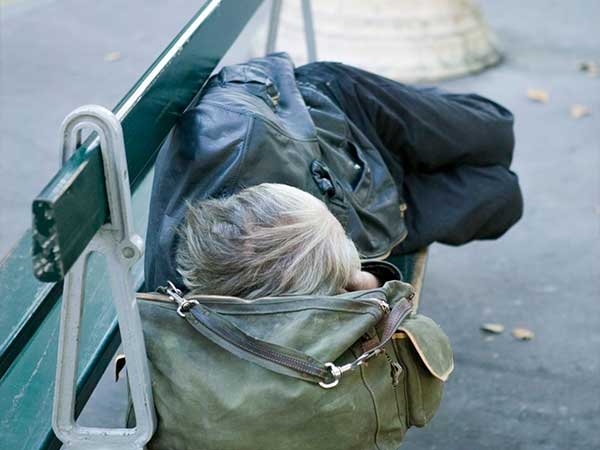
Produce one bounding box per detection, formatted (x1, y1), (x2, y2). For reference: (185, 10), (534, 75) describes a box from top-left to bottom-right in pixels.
(148, 283), (413, 389)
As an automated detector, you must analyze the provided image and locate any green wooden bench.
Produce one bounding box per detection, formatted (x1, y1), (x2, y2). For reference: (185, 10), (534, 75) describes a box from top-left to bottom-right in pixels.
(0, 1), (427, 449)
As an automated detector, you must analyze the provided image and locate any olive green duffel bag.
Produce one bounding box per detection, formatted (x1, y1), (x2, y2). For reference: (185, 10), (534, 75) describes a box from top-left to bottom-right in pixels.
(136, 279), (453, 450)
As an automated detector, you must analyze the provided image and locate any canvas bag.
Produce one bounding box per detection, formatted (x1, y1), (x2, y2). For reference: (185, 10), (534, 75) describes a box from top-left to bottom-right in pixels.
(136, 280), (453, 450)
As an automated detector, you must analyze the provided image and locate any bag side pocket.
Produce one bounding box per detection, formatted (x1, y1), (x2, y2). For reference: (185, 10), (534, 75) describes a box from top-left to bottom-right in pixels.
(392, 314), (454, 427)
(353, 340), (408, 450)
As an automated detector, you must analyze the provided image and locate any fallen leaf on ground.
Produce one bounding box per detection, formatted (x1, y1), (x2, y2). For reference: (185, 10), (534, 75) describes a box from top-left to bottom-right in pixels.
(481, 323), (505, 334)
(534, 284), (558, 294)
(527, 89), (549, 103)
(579, 61), (598, 76)
(512, 327), (535, 341)
(104, 51), (122, 62)
(570, 104), (591, 119)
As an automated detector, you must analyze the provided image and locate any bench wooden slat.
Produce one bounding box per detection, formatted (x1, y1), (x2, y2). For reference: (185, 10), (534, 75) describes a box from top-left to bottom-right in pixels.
(0, 277), (120, 450)
(32, 0), (264, 283)
(0, 232), (61, 380)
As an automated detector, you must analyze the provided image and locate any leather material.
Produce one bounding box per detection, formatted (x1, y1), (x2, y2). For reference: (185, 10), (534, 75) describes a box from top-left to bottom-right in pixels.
(144, 53), (405, 291)
(183, 290), (412, 385)
(137, 280), (454, 450)
(397, 315), (454, 382)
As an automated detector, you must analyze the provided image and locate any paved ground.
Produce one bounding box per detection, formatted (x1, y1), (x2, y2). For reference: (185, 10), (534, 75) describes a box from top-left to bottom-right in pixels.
(1, 0), (599, 449)
(402, 2), (600, 449)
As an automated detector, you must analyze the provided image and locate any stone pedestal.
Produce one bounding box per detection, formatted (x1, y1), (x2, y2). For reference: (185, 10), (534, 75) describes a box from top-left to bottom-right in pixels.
(272, 0), (500, 82)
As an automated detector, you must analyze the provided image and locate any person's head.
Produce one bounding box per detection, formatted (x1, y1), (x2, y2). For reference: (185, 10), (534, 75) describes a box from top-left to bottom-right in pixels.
(176, 183), (361, 299)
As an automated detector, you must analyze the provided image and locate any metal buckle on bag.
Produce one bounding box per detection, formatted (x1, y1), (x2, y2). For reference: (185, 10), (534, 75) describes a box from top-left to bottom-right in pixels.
(319, 348), (384, 389)
(319, 363), (343, 389)
(159, 281), (199, 317)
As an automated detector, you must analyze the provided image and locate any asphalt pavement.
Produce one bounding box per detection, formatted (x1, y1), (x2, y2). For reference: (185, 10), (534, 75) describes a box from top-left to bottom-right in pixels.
(402, 2), (600, 448)
(1, 1), (599, 449)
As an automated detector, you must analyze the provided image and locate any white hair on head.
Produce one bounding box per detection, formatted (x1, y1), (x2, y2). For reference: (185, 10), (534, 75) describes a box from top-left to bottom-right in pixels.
(176, 183), (360, 299)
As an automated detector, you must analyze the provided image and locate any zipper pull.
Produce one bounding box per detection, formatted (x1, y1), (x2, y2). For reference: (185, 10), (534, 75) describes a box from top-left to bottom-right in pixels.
(383, 350), (403, 386)
(374, 299), (390, 314)
(399, 203), (407, 218)
(390, 361), (403, 386)
(158, 281), (199, 317)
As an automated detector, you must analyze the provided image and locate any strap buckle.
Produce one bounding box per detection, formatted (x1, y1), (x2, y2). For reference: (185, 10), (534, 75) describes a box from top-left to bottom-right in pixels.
(160, 281), (200, 317)
(319, 348), (384, 389)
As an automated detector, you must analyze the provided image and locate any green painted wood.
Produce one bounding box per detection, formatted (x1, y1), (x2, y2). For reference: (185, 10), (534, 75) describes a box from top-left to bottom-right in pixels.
(32, 0), (264, 283)
(0, 170), (153, 450)
(32, 146), (107, 282)
(0, 232), (62, 380)
(0, 270), (119, 450)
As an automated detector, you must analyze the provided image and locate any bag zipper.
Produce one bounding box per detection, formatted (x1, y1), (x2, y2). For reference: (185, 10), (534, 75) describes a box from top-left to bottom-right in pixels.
(372, 298), (390, 314)
(138, 290), (392, 313)
(144, 284), (395, 388)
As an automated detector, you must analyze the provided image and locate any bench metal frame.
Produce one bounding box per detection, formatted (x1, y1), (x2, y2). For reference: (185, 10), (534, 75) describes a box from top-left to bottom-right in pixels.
(267, 0), (317, 62)
(53, 106), (155, 450)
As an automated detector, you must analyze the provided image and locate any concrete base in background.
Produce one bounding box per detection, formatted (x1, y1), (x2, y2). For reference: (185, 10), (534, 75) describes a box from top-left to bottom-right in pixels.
(273, 0), (501, 82)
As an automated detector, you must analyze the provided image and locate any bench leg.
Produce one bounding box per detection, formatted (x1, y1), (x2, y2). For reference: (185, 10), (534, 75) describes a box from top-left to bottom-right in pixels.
(266, 0), (317, 62)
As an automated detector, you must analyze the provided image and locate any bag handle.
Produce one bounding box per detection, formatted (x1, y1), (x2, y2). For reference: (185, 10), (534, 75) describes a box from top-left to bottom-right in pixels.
(160, 283), (413, 389)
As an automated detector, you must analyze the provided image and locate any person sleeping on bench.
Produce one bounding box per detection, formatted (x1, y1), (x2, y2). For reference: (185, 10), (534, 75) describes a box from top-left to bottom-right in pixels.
(145, 53), (523, 293)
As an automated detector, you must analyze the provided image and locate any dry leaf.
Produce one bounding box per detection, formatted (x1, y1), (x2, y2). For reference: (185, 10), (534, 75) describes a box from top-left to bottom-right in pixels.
(579, 61), (600, 75)
(512, 327), (535, 341)
(570, 104), (591, 119)
(527, 89), (549, 103)
(481, 323), (505, 334)
(104, 51), (122, 62)
(579, 61), (596, 71)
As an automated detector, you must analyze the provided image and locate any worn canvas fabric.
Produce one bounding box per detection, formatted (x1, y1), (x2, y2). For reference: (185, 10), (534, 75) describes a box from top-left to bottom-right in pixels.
(137, 281), (453, 450)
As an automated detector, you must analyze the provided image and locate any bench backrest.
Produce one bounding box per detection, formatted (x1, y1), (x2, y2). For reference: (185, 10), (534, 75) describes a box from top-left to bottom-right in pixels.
(0, 2), (263, 449)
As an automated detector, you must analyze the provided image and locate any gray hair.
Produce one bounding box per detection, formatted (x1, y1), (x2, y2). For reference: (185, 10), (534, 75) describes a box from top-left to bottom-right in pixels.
(176, 183), (360, 299)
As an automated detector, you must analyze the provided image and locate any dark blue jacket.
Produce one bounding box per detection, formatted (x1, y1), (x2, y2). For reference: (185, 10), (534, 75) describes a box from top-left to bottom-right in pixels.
(145, 53), (522, 290)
